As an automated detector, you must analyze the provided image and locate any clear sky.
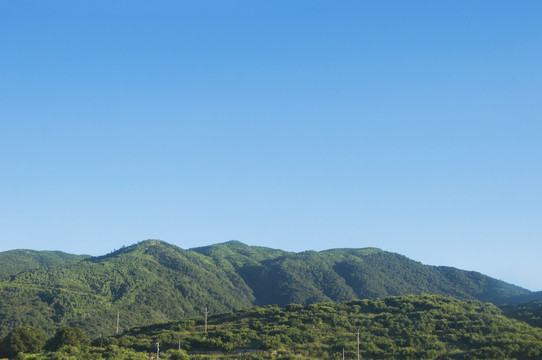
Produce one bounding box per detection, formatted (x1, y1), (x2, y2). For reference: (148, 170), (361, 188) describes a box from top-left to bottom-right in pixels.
(1, 1), (541, 290)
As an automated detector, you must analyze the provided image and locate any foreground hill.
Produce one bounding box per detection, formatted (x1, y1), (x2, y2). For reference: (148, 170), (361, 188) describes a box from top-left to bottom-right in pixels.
(106, 294), (542, 359)
(0, 240), (531, 338)
(4, 295), (542, 359)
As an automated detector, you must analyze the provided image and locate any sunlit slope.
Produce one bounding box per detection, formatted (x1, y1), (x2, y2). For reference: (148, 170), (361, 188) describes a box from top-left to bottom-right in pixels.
(0, 241), (256, 338)
(111, 294), (542, 359)
(0, 249), (90, 279)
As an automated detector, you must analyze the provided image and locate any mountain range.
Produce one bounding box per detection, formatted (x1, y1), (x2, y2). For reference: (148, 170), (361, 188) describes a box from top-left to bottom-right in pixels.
(0, 239), (537, 339)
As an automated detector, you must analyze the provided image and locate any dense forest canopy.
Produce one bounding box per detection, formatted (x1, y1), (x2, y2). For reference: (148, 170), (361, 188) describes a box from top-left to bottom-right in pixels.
(0, 240), (537, 340)
(2, 295), (542, 359)
(0, 250), (90, 280)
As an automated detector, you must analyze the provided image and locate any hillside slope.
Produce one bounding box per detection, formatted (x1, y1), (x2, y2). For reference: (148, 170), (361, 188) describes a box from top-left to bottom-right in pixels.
(0, 249), (90, 279)
(104, 294), (542, 360)
(0, 240), (531, 338)
(191, 242), (528, 306)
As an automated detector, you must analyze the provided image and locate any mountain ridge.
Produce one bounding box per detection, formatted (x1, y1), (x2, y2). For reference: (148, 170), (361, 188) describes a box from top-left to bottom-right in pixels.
(0, 239), (533, 338)
(0, 249), (90, 280)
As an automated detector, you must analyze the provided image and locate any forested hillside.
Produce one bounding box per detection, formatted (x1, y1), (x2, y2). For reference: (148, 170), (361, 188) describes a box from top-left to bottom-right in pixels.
(498, 291), (542, 305)
(106, 295), (542, 359)
(502, 301), (542, 328)
(0, 250), (89, 280)
(3, 295), (542, 359)
(0, 240), (532, 339)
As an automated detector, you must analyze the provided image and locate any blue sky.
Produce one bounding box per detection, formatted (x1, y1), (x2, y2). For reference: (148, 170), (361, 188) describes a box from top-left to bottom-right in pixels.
(1, 1), (541, 290)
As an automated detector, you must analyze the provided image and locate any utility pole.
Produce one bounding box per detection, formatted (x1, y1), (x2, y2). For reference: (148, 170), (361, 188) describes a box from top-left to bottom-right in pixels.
(204, 307), (208, 333)
(178, 338), (181, 351)
(156, 342), (160, 359)
(342, 347), (345, 360)
(116, 311), (120, 335)
(357, 330), (360, 360)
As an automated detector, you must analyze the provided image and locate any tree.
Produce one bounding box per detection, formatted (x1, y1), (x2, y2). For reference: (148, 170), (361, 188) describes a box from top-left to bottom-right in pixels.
(165, 349), (190, 360)
(0, 326), (47, 357)
(47, 326), (90, 352)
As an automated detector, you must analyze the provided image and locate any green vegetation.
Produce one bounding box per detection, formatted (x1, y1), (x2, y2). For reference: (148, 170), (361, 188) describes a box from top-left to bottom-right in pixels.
(46, 326), (91, 352)
(502, 301), (542, 328)
(499, 291), (542, 305)
(0, 240), (532, 339)
(0, 326), (47, 358)
(2, 295), (542, 359)
(0, 250), (89, 280)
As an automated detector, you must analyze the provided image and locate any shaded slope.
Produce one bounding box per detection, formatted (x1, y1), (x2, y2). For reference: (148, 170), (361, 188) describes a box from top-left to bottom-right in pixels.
(195, 244), (528, 306)
(501, 301), (542, 328)
(497, 290), (542, 305)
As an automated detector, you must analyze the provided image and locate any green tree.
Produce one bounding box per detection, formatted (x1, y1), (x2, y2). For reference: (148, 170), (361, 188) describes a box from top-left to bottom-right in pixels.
(47, 326), (90, 352)
(165, 349), (190, 360)
(102, 345), (148, 360)
(0, 326), (47, 358)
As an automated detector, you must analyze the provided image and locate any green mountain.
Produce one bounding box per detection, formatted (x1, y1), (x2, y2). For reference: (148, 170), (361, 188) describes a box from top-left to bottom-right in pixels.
(0, 240), (531, 339)
(0, 249), (90, 280)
